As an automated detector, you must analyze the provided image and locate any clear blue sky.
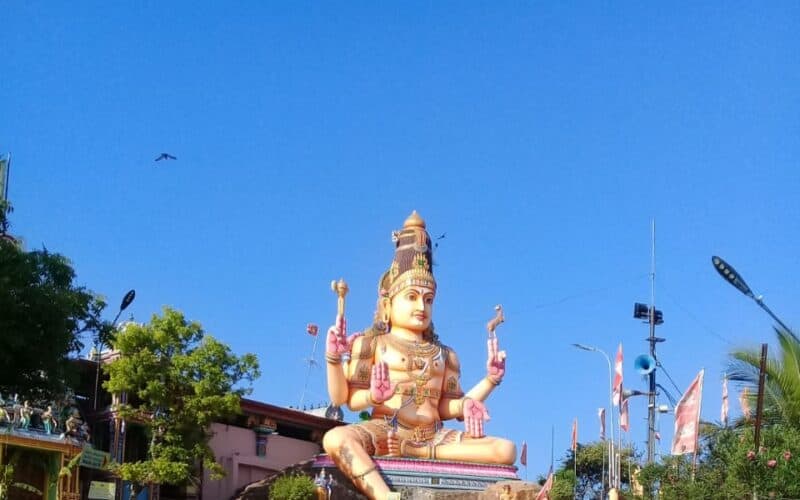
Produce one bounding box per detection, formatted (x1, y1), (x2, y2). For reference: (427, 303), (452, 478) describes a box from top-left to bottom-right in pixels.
(3, 2), (798, 479)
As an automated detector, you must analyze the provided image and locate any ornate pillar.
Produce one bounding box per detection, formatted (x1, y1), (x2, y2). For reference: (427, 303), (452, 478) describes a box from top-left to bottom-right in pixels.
(253, 418), (277, 457)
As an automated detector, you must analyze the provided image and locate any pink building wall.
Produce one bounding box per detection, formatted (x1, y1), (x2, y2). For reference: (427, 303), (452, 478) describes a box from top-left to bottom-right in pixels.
(202, 422), (321, 500)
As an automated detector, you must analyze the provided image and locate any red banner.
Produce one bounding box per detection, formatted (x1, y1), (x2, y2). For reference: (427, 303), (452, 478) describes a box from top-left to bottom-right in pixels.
(671, 369), (704, 455)
(598, 407), (606, 441)
(612, 344), (623, 406)
(620, 397), (630, 432)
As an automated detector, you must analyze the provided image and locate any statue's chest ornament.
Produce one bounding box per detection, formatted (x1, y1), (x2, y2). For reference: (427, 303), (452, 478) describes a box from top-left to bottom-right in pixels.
(384, 335), (442, 407)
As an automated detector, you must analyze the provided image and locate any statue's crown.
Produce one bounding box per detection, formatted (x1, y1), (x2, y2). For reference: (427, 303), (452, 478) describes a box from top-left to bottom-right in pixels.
(383, 211), (436, 298)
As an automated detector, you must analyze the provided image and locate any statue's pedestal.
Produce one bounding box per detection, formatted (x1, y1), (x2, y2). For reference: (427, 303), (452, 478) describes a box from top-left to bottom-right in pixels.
(312, 454), (518, 492)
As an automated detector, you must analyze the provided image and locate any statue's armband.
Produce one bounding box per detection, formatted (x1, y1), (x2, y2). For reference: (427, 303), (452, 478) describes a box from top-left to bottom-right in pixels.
(347, 333), (378, 389)
(442, 346), (464, 399)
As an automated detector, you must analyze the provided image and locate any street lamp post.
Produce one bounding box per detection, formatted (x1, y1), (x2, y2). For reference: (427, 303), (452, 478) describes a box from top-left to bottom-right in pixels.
(711, 256), (794, 338)
(711, 256), (795, 454)
(573, 343), (616, 492)
(94, 289), (136, 411)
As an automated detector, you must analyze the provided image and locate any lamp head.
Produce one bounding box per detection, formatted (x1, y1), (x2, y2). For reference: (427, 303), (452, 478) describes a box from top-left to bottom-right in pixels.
(711, 256), (754, 298)
(120, 289), (136, 311)
(572, 343), (596, 352)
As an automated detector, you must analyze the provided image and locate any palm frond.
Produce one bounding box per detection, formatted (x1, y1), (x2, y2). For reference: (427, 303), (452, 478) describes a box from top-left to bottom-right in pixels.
(727, 328), (800, 428)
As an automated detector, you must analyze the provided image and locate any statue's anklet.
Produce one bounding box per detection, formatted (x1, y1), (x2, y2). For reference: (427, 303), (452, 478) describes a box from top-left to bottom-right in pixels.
(353, 465), (377, 480)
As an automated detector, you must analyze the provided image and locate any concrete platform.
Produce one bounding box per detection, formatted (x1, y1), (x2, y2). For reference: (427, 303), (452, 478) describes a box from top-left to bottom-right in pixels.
(312, 454), (518, 491)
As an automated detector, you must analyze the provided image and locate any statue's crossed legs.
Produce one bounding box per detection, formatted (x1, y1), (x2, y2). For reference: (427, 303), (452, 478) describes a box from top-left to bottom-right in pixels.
(323, 419), (516, 500)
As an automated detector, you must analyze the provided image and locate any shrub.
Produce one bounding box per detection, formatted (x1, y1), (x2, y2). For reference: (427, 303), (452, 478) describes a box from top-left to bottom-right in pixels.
(269, 473), (316, 500)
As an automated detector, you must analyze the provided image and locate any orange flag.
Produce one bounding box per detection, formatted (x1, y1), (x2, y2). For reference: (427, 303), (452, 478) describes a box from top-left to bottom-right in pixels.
(739, 387), (752, 421)
(612, 344), (623, 406)
(620, 397), (630, 432)
(536, 470), (554, 500)
(721, 374), (729, 427)
(571, 418), (578, 452)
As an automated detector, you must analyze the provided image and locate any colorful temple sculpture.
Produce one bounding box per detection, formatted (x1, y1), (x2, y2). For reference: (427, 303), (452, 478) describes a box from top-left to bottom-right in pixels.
(0, 392), (88, 500)
(320, 211), (518, 499)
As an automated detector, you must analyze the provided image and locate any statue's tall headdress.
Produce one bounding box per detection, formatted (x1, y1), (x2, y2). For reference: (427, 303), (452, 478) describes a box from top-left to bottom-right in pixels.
(381, 211), (436, 298)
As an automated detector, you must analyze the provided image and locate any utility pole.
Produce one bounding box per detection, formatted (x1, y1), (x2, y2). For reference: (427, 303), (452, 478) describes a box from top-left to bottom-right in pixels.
(646, 307), (658, 463)
(646, 220), (663, 465)
(634, 220), (664, 464)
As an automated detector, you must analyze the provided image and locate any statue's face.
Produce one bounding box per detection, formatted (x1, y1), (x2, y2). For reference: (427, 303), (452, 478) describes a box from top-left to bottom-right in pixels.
(390, 285), (434, 333)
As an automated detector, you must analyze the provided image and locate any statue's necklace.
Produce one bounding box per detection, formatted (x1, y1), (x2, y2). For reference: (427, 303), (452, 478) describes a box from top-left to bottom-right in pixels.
(386, 334), (439, 406)
(385, 334), (439, 369)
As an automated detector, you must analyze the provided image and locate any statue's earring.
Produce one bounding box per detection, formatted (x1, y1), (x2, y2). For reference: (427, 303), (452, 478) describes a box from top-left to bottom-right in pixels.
(382, 301), (391, 331)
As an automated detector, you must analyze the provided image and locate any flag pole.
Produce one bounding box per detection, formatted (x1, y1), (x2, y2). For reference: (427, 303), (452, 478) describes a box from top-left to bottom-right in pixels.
(572, 418), (578, 499)
(692, 369), (705, 480)
(601, 440), (606, 494)
(573, 448), (577, 500)
(299, 324), (320, 408)
(615, 410), (625, 489)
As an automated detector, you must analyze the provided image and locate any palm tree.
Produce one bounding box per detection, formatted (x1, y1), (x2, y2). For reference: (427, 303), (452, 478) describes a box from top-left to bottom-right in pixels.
(728, 328), (800, 428)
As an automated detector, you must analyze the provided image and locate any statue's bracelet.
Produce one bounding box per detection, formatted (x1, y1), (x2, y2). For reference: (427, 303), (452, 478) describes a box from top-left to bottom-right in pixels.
(325, 352), (342, 365)
(485, 375), (502, 386)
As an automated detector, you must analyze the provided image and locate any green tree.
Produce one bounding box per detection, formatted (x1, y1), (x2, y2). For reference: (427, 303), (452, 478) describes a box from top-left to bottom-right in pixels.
(549, 441), (636, 499)
(636, 425), (800, 499)
(728, 327), (800, 428)
(104, 307), (260, 495)
(0, 200), (107, 398)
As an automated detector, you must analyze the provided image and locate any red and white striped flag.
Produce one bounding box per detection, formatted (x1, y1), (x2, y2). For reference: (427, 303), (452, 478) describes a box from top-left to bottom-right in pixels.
(620, 397), (630, 432)
(612, 343), (623, 406)
(598, 407), (606, 441)
(520, 441), (528, 466)
(571, 418), (578, 452)
(739, 387), (752, 421)
(721, 374), (729, 427)
(536, 470), (554, 500)
(671, 369), (704, 455)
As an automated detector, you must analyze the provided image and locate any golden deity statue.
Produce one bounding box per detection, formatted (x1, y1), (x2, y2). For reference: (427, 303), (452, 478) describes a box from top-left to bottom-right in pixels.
(323, 211), (515, 499)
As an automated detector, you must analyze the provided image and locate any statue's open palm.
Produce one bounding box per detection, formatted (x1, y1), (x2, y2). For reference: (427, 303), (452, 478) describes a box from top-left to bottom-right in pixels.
(463, 398), (490, 438)
(370, 361), (397, 405)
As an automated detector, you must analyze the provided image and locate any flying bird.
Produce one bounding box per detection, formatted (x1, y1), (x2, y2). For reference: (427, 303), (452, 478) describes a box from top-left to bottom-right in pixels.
(155, 153), (177, 162)
(434, 232), (446, 249)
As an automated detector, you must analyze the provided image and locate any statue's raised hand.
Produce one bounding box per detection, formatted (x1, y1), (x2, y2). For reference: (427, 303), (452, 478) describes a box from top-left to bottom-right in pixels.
(463, 398), (490, 438)
(369, 361), (397, 405)
(326, 315), (362, 362)
(486, 337), (507, 384)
